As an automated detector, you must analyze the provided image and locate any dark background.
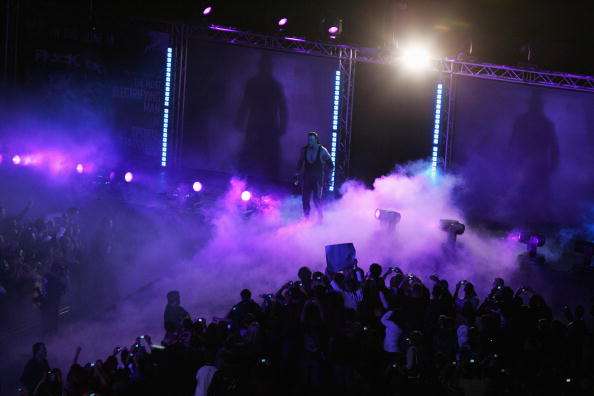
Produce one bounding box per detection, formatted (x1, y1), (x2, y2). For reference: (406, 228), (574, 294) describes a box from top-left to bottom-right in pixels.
(350, 63), (436, 185)
(451, 77), (594, 228)
(4, 0), (591, 75)
(0, 1), (168, 165)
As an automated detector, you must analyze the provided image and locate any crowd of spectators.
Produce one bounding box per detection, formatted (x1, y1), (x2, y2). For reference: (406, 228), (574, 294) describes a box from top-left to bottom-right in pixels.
(0, 203), (83, 332)
(18, 262), (594, 396)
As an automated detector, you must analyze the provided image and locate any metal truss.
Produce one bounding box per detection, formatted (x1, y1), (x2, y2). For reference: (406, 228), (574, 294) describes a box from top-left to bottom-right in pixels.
(170, 24), (190, 167)
(335, 53), (356, 191)
(187, 24), (357, 61)
(437, 60), (594, 93)
(170, 23), (594, 184)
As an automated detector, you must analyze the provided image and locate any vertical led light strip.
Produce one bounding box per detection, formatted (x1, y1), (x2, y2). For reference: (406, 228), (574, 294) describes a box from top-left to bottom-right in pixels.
(329, 70), (341, 191)
(430, 83), (443, 177)
(161, 47), (173, 167)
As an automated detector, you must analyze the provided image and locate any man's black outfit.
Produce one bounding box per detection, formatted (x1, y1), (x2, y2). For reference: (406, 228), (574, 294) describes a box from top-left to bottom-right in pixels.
(297, 145), (332, 217)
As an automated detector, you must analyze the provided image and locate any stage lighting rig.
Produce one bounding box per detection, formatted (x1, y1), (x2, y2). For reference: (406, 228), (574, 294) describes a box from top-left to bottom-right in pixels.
(322, 17), (343, 40)
(375, 209), (401, 230)
(515, 231), (545, 256)
(440, 219), (465, 246)
(400, 44), (432, 71)
(277, 17), (288, 31)
(200, 1), (214, 17)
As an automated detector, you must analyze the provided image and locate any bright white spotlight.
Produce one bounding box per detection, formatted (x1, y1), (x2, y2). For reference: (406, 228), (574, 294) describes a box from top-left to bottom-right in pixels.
(76, 163), (84, 174)
(401, 46), (431, 70)
(124, 171), (133, 183)
(192, 181), (203, 192)
(240, 190), (252, 202)
(12, 155), (21, 165)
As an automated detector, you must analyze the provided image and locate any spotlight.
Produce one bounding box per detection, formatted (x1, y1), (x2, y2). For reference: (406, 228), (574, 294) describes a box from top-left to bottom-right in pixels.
(240, 190), (252, 202)
(401, 45), (431, 70)
(192, 181), (203, 192)
(76, 163), (84, 174)
(124, 171), (134, 183)
(322, 17), (342, 40)
(12, 155), (21, 165)
(513, 231), (545, 255)
(278, 17), (288, 27)
(23, 156), (32, 165)
(375, 209), (401, 229)
(202, 5), (213, 16)
(440, 219), (465, 246)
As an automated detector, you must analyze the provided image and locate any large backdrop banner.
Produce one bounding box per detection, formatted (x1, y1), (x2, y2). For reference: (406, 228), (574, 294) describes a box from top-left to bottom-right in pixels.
(183, 41), (339, 182)
(451, 76), (594, 227)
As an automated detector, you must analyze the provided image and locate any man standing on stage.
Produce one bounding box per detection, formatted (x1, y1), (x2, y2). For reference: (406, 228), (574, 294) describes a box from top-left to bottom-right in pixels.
(296, 131), (334, 217)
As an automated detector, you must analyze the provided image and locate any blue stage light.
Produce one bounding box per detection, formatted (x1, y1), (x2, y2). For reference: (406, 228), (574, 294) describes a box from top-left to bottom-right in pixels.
(161, 47), (173, 167)
(431, 83), (443, 178)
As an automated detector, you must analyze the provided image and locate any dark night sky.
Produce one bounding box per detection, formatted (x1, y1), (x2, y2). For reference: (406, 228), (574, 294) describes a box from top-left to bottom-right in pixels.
(33, 0), (593, 75)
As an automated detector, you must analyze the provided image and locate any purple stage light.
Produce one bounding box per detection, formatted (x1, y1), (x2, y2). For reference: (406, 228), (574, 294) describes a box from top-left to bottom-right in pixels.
(23, 156), (32, 165)
(285, 36), (306, 42)
(203, 6), (212, 15)
(76, 163), (84, 174)
(12, 155), (21, 165)
(241, 190), (252, 202)
(328, 26), (339, 34)
(124, 171), (133, 183)
(278, 17), (288, 26)
(0, 154), (3, 164)
(209, 24), (240, 33)
(193, 181), (203, 192)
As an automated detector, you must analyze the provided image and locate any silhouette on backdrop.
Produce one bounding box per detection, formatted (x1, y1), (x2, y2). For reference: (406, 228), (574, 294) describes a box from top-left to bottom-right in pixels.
(508, 91), (559, 225)
(235, 54), (288, 181)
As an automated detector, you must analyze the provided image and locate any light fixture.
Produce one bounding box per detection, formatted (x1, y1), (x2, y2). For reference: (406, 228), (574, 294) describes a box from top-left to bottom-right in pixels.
(375, 209), (402, 230)
(440, 219), (465, 246)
